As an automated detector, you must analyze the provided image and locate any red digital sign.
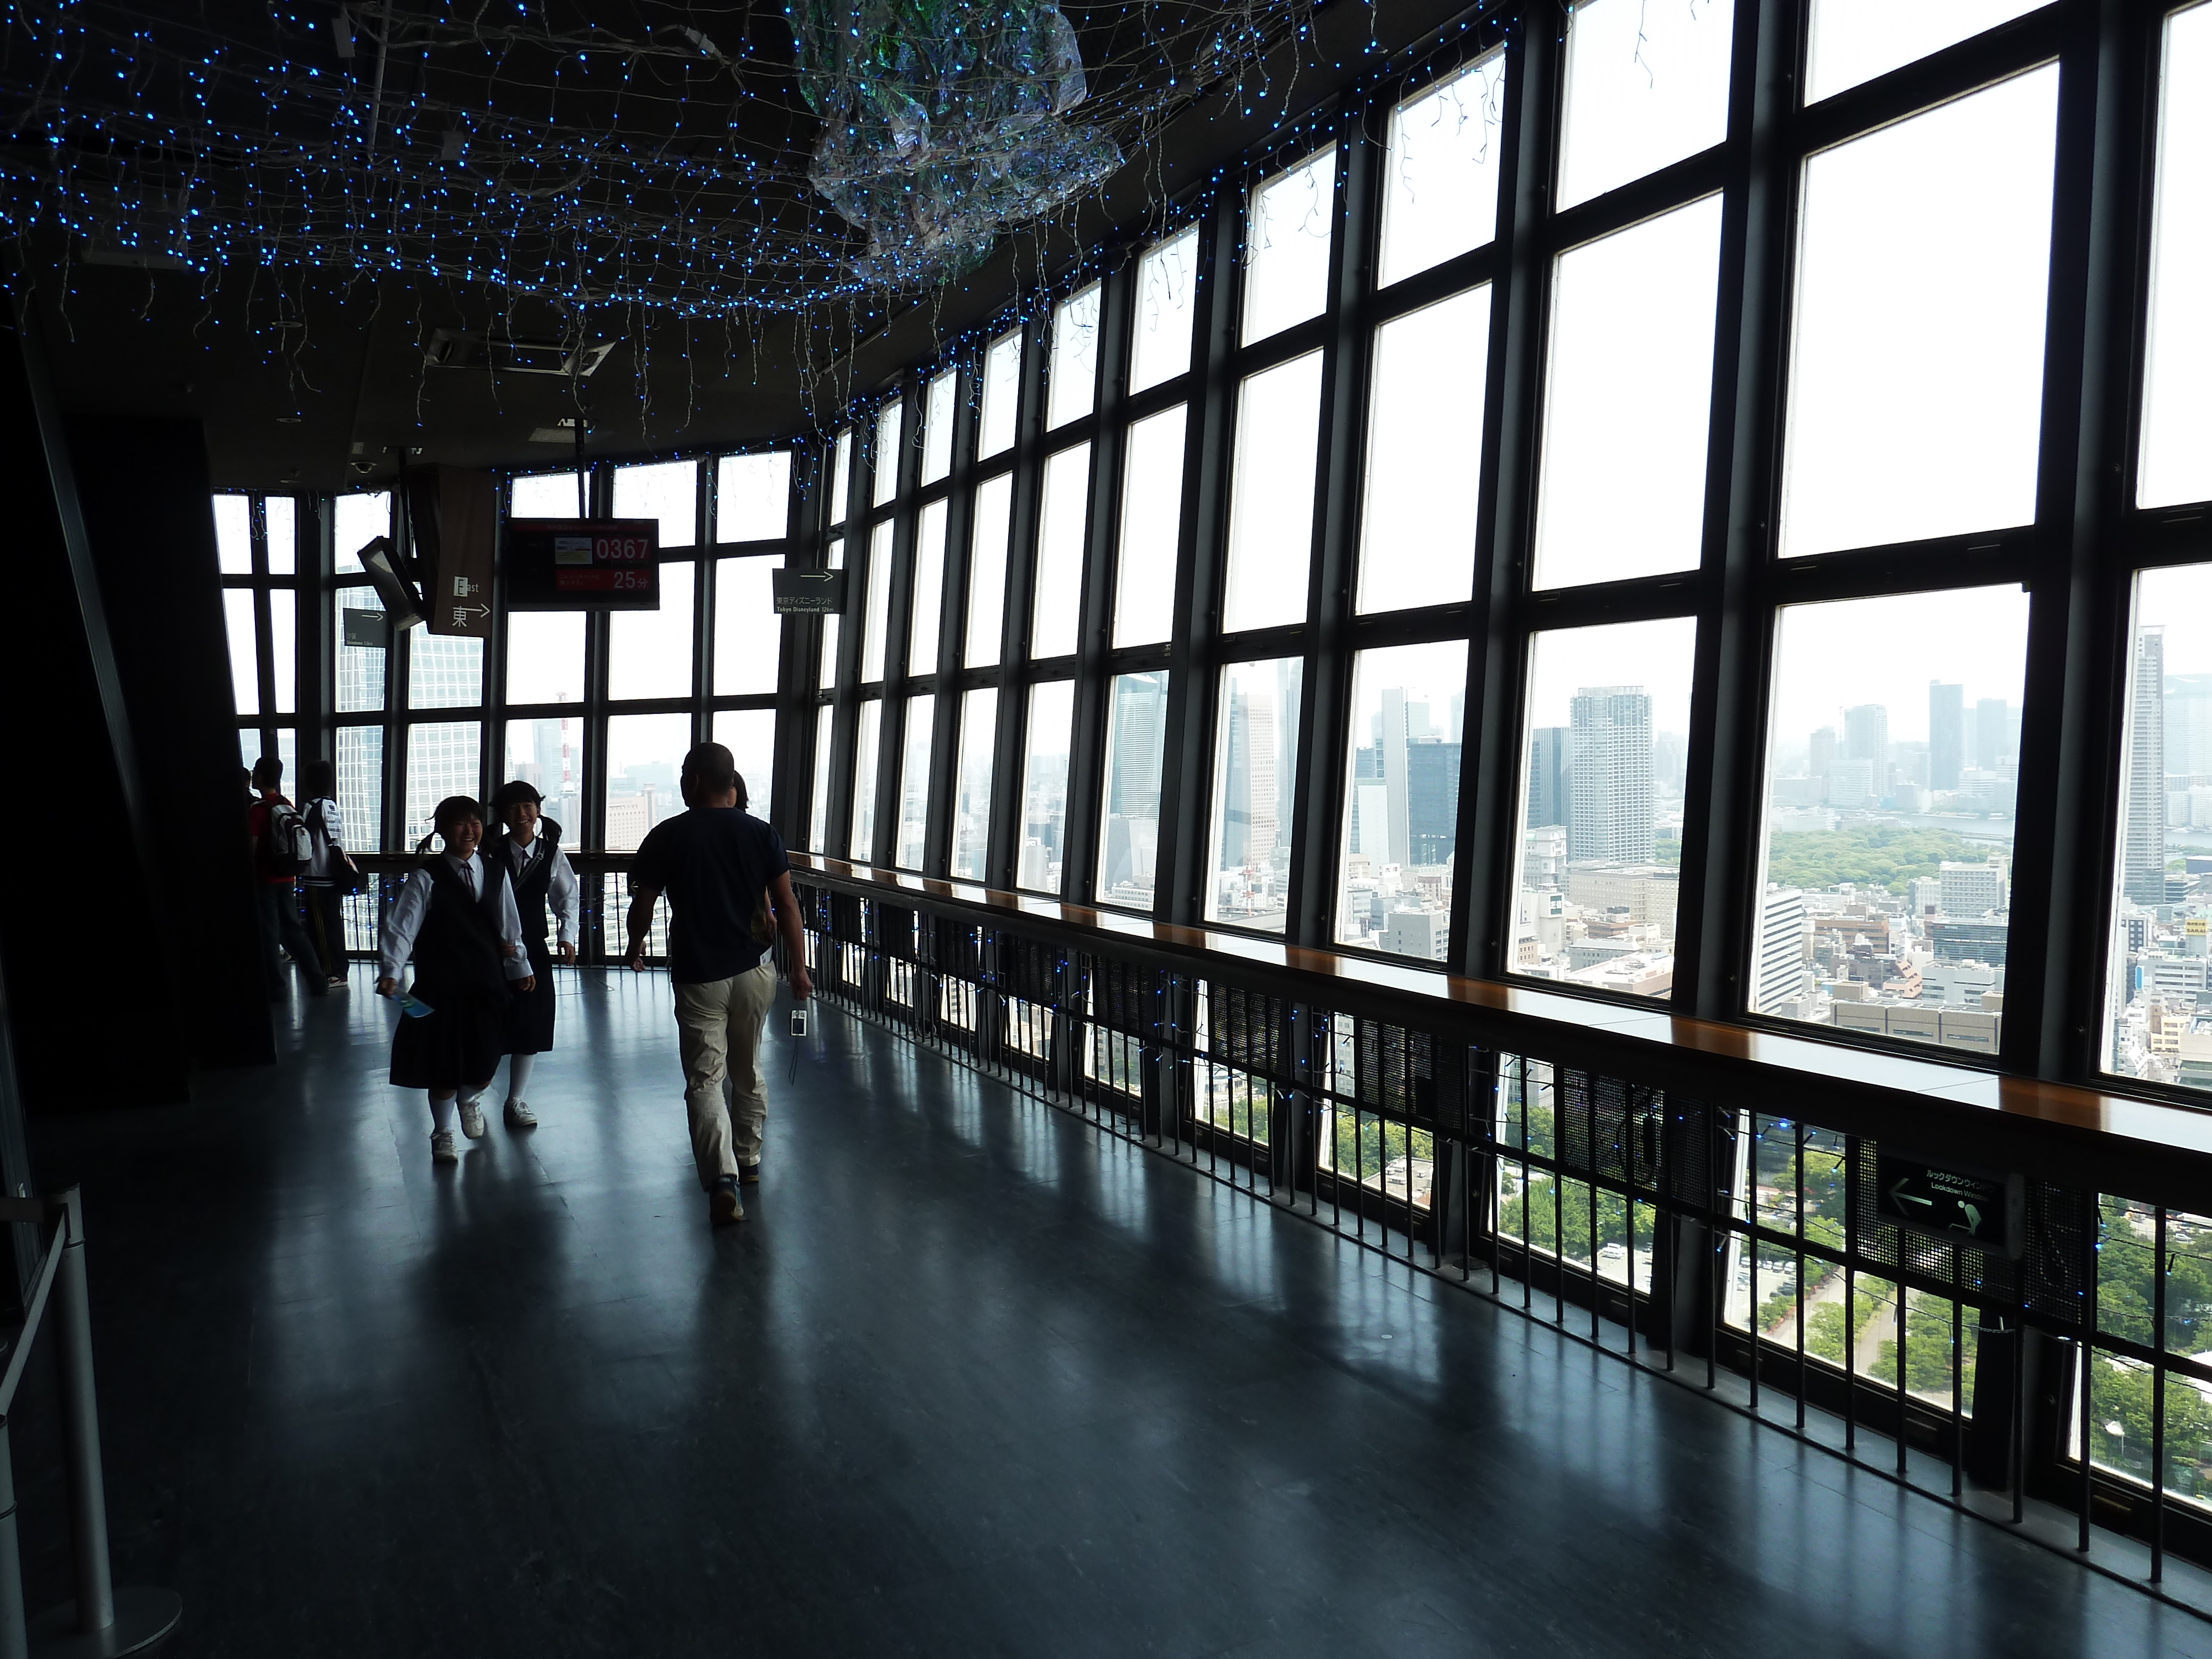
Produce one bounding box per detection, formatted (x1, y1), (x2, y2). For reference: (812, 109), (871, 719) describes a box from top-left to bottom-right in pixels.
(505, 518), (662, 611)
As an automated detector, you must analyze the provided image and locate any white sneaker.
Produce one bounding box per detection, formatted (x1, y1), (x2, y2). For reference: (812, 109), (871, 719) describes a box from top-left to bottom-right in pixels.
(430, 1130), (458, 1165)
(458, 1098), (488, 1139)
(503, 1099), (537, 1129)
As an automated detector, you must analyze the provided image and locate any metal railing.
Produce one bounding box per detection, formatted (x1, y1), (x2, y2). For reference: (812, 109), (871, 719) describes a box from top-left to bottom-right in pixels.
(0, 1190), (178, 1658)
(790, 861), (2212, 1612)
(343, 852), (667, 967)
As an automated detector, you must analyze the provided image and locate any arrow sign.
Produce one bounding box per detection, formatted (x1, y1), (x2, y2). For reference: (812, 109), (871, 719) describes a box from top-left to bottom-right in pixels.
(1875, 1150), (2024, 1258)
(773, 567), (848, 614)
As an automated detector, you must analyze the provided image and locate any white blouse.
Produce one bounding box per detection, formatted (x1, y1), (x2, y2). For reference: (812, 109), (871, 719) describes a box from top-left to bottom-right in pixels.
(378, 853), (533, 984)
(505, 834), (582, 946)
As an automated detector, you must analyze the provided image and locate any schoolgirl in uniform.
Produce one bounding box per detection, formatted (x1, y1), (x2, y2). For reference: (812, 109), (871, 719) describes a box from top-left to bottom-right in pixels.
(487, 780), (580, 1128)
(376, 796), (535, 1165)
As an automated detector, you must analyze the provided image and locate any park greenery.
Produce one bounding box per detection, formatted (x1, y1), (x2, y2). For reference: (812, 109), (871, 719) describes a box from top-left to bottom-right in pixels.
(1764, 825), (1983, 895)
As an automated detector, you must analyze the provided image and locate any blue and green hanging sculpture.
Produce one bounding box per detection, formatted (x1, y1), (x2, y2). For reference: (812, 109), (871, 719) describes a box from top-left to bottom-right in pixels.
(791, 0), (1124, 285)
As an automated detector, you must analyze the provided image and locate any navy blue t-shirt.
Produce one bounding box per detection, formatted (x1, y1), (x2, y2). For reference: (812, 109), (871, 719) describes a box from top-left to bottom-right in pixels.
(632, 808), (792, 984)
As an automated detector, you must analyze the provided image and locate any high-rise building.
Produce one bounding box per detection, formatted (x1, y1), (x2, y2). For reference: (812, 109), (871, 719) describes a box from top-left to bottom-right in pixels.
(1568, 686), (1653, 863)
(1405, 739), (1460, 865)
(2126, 629), (2168, 904)
(1843, 703), (1889, 764)
(1809, 726), (1838, 791)
(2166, 672), (2212, 777)
(1220, 688), (1277, 873)
(1754, 886), (1808, 1014)
(1974, 697), (2012, 774)
(1929, 682), (1964, 790)
(1527, 726), (1573, 836)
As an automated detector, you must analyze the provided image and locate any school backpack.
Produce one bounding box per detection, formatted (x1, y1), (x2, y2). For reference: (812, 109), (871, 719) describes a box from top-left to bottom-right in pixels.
(259, 800), (312, 877)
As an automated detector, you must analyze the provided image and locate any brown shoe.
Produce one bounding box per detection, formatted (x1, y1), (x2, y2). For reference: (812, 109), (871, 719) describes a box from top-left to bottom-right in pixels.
(708, 1176), (745, 1226)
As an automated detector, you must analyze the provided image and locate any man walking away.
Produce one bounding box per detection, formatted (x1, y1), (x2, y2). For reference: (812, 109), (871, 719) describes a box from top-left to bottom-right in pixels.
(626, 743), (812, 1227)
(300, 759), (352, 989)
(247, 757), (330, 1002)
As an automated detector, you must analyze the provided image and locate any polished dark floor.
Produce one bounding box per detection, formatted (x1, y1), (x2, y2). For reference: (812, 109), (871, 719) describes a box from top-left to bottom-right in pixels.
(15, 967), (2212, 1656)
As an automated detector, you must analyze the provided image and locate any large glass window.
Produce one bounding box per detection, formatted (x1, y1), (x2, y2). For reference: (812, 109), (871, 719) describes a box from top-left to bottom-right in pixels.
(335, 587), (387, 712)
(2105, 562), (2212, 1088)
(1032, 445), (1091, 660)
(1336, 642), (1468, 961)
(922, 370), (958, 484)
(1223, 351), (1323, 632)
(1806, 0), (2044, 104)
(265, 497), (296, 575)
(2139, 2), (2212, 512)
(1535, 196), (1723, 589)
(1243, 148), (1336, 346)
(818, 538), (845, 691)
(505, 611), (586, 706)
(613, 459), (698, 549)
(1752, 586), (2030, 1054)
(1131, 228), (1199, 394)
(1359, 286), (1490, 613)
(1510, 619), (1696, 998)
(1114, 406), (1185, 647)
(953, 688), (998, 881)
(503, 714), (586, 836)
(874, 401), (904, 506)
(1206, 658), (1303, 933)
(1048, 285), (1100, 429)
(269, 590), (296, 714)
(1379, 51), (1507, 286)
(810, 705), (834, 852)
(967, 475), (1011, 667)
(830, 429), (854, 526)
(716, 452), (791, 541)
(1557, 0), (1734, 210)
(604, 712), (690, 851)
(511, 472), (583, 519)
(907, 502), (947, 675)
(1780, 68), (2059, 557)
(896, 695), (935, 869)
(714, 555), (784, 695)
(851, 700), (882, 857)
(609, 562), (696, 700)
(336, 725), (384, 852)
(1100, 672), (1171, 909)
(409, 634), (483, 711)
(214, 495), (253, 575)
(404, 721), (483, 847)
(979, 331), (1023, 458)
(711, 708), (776, 816)
(334, 490), (391, 574)
(223, 591), (258, 714)
(860, 523), (894, 682)
(1019, 681), (1075, 893)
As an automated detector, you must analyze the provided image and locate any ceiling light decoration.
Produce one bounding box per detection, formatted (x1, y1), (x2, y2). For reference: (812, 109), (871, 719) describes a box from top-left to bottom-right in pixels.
(792, 0), (1121, 285)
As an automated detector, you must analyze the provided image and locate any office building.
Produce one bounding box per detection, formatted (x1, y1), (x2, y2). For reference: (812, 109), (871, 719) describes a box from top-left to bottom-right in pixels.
(1567, 686), (1653, 863)
(1930, 682), (1964, 791)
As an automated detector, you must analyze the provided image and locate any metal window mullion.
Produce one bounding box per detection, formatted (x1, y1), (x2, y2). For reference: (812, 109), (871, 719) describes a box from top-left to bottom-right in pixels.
(988, 317), (1050, 889)
(1685, 0), (1797, 1021)
(1158, 192), (1241, 927)
(1066, 263), (1136, 904)
(927, 360), (982, 877)
(693, 462), (716, 752)
(1462, 14), (1559, 980)
(1291, 107), (1375, 953)
(877, 380), (926, 867)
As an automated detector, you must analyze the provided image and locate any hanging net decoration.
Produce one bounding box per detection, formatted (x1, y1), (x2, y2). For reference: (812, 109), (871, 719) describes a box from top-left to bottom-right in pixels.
(791, 0), (1124, 284)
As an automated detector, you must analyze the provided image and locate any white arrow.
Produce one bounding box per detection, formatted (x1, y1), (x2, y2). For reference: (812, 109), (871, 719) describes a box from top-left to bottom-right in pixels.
(1889, 1178), (1934, 1211)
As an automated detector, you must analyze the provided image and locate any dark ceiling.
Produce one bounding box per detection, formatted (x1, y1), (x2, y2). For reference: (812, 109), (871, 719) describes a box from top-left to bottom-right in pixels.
(13, 0), (1492, 490)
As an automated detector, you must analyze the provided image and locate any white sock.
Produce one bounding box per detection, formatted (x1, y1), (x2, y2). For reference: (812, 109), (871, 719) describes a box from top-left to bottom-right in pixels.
(456, 1084), (486, 1111)
(506, 1053), (536, 1100)
(429, 1092), (457, 1135)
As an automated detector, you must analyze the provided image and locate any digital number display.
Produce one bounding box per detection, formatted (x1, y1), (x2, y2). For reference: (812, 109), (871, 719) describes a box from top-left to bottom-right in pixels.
(506, 518), (662, 611)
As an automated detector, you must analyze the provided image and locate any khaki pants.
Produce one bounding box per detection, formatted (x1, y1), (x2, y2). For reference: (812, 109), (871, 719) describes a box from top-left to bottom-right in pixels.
(673, 964), (778, 1189)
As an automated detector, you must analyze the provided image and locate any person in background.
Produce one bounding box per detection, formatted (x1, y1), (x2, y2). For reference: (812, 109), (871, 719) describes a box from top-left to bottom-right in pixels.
(377, 796), (535, 1166)
(299, 758), (351, 990)
(247, 756), (330, 1003)
(626, 743), (811, 1227)
(487, 780), (580, 1129)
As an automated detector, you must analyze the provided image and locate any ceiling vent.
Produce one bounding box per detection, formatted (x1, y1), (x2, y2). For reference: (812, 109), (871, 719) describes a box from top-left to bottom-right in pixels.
(424, 329), (614, 378)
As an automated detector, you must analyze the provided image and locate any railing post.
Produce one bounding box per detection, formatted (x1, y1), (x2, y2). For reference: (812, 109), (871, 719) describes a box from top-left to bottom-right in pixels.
(53, 1190), (112, 1637)
(25, 1188), (180, 1657)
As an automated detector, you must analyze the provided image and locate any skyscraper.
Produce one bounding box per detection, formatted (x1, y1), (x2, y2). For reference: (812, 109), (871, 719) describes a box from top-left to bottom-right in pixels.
(1754, 886), (1807, 1014)
(1405, 739), (1460, 865)
(1527, 726), (1573, 836)
(2125, 629), (2168, 905)
(1568, 686), (1653, 863)
(1929, 682), (1964, 790)
(1809, 726), (1838, 789)
(1843, 703), (1889, 764)
(1975, 697), (2012, 773)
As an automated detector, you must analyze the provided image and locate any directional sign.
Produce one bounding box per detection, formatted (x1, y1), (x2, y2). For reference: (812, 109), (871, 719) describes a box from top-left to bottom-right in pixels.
(772, 567), (848, 614)
(1874, 1149), (2025, 1258)
(341, 607), (390, 649)
(505, 518), (661, 611)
